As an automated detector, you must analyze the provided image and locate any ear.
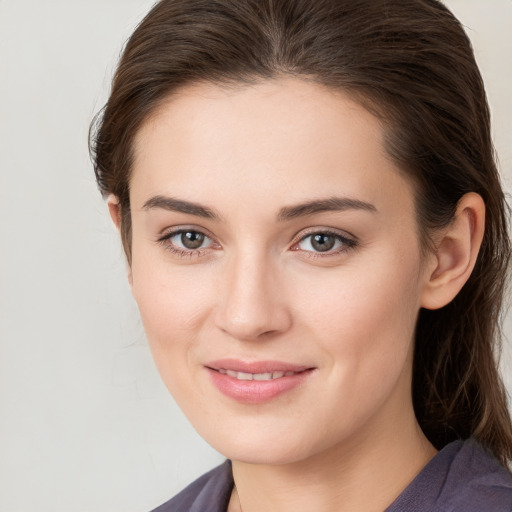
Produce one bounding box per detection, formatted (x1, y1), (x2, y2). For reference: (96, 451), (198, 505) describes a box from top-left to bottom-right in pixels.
(421, 192), (485, 310)
(107, 194), (122, 231)
(107, 194), (133, 286)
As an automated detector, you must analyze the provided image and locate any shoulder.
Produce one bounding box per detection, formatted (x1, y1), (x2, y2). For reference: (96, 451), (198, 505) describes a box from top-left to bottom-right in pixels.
(387, 439), (512, 512)
(438, 438), (512, 512)
(150, 460), (233, 512)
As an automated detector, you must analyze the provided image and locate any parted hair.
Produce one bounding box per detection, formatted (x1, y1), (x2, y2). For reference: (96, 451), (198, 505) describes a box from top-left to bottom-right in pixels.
(90, 0), (512, 464)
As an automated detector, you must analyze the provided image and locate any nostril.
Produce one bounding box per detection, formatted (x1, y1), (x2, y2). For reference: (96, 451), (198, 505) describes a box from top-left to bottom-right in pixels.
(213, 263), (293, 340)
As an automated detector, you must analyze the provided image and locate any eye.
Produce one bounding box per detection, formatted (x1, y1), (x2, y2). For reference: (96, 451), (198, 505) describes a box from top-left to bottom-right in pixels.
(293, 230), (356, 255)
(158, 228), (218, 256)
(172, 230), (209, 250)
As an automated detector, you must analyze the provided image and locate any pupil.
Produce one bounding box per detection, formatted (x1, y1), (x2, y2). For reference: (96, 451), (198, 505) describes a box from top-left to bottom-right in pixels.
(181, 231), (204, 249)
(312, 234), (335, 252)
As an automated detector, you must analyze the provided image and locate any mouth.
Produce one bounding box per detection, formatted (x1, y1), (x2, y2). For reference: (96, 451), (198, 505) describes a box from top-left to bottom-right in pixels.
(216, 369), (301, 381)
(205, 359), (315, 404)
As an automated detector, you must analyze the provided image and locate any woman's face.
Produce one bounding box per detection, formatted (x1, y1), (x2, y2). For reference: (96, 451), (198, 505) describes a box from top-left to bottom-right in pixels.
(127, 78), (433, 464)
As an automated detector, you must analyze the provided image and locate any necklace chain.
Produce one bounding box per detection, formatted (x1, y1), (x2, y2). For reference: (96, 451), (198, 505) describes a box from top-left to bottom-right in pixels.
(234, 484), (243, 512)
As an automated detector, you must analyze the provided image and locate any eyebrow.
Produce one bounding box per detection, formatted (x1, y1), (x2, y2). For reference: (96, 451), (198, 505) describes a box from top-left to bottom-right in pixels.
(277, 197), (377, 221)
(141, 195), (377, 221)
(142, 195), (221, 220)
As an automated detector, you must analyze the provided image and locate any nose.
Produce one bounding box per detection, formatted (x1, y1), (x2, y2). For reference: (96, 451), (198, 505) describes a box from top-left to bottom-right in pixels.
(214, 250), (292, 341)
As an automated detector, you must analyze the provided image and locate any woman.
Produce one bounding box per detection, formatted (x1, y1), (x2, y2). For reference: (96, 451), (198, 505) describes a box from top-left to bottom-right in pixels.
(90, 0), (512, 510)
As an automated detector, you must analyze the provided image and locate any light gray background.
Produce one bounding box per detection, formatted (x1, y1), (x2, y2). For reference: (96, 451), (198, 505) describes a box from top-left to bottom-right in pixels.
(0, 1), (511, 511)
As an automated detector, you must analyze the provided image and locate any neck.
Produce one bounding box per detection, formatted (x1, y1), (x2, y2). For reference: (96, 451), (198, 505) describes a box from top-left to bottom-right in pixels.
(230, 402), (436, 512)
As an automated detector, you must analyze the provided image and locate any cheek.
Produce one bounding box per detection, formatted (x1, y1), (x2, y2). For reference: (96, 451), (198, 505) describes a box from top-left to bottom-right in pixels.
(288, 253), (422, 443)
(293, 248), (422, 378)
(129, 251), (216, 380)
(131, 278), (211, 417)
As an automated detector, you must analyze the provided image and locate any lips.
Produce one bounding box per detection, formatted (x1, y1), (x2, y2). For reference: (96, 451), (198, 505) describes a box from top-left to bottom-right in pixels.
(207, 358), (311, 373)
(219, 369), (299, 381)
(205, 359), (315, 404)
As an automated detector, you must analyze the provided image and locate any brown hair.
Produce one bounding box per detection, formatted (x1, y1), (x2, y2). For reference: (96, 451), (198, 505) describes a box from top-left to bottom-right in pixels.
(90, 0), (512, 464)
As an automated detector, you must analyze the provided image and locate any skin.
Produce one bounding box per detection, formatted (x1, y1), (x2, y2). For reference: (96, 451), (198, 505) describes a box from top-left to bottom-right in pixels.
(109, 77), (485, 512)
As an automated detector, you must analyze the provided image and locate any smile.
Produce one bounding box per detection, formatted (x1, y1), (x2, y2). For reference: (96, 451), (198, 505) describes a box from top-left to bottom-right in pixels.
(218, 369), (299, 381)
(206, 359), (315, 404)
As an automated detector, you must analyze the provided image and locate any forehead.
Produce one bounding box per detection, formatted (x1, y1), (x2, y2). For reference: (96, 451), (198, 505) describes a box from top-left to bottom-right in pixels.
(130, 77), (415, 219)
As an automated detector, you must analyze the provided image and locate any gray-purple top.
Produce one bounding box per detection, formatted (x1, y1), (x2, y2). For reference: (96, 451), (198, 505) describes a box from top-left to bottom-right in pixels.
(151, 439), (512, 512)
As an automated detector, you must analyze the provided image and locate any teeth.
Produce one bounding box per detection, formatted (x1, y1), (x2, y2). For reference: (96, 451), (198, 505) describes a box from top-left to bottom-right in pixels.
(253, 372), (272, 381)
(220, 369), (296, 381)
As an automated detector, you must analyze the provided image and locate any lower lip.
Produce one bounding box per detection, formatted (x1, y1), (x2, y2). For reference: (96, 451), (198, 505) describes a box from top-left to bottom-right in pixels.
(206, 368), (314, 404)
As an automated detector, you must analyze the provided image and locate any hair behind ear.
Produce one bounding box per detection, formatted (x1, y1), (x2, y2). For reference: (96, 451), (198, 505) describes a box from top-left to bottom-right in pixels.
(413, 193), (512, 464)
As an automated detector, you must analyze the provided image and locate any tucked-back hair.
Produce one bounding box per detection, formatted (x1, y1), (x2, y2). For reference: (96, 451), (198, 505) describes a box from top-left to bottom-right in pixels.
(90, 0), (512, 464)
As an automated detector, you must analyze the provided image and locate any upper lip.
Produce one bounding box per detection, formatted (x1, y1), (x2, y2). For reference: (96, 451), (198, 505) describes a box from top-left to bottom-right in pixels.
(205, 359), (313, 374)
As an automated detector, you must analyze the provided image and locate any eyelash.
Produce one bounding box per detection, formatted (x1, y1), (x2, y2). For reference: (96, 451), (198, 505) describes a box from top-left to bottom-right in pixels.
(290, 229), (358, 258)
(157, 228), (218, 258)
(157, 228), (358, 259)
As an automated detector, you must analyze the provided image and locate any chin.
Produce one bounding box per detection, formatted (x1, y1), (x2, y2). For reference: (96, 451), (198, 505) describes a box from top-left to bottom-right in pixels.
(196, 423), (319, 466)
(222, 444), (307, 466)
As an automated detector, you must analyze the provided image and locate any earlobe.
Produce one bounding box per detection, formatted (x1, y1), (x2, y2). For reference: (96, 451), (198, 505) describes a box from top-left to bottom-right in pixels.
(421, 192), (485, 310)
